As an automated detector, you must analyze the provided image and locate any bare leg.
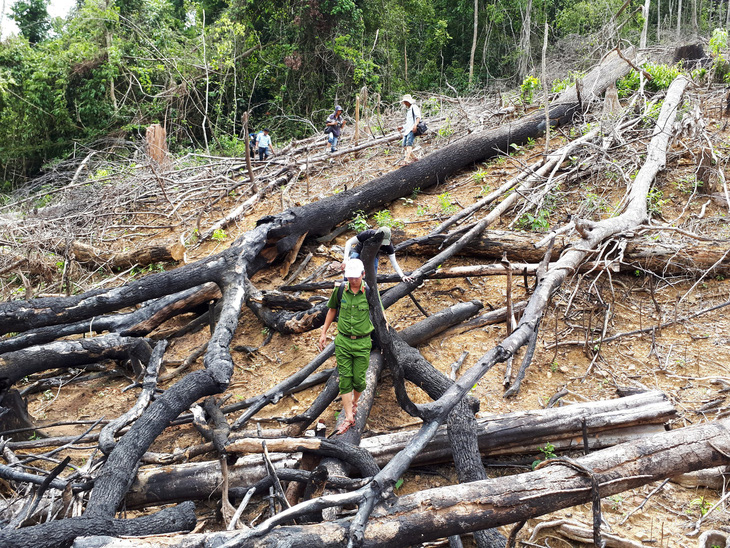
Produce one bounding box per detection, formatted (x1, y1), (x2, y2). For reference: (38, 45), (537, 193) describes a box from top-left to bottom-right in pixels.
(352, 390), (362, 417)
(340, 391), (355, 422)
(404, 145), (413, 163)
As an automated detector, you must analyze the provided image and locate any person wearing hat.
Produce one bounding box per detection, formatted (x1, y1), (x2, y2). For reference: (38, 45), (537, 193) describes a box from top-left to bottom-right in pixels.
(342, 226), (413, 282)
(398, 94), (421, 164)
(325, 105), (347, 153)
(256, 128), (275, 161)
(318, 258), (375, 435)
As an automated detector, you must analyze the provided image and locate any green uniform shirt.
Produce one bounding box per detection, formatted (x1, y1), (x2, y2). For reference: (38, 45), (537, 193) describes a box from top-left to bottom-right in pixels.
(327, 282), (374, 337)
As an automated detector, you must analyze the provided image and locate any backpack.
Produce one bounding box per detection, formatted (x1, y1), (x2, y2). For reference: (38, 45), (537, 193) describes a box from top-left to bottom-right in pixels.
(411, 106), (427, 136)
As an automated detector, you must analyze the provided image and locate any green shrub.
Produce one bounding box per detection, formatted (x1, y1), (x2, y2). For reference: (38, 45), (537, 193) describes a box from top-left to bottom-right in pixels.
(520, 75), (541, 104)
(616, 63), (681, 97)
(348, 210), (370, 232)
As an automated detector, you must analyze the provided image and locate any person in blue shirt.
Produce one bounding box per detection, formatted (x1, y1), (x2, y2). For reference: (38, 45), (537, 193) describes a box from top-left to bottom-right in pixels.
(256, 128), (275, 161)
(325, 106), (346, 153)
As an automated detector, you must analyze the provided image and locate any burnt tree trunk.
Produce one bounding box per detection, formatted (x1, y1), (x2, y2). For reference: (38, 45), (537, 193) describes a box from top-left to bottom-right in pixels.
(0, 50), (637, 548)
(73, 417), (730, 547)
(120, 390), (674, 509)
(407, 229), (730, 277)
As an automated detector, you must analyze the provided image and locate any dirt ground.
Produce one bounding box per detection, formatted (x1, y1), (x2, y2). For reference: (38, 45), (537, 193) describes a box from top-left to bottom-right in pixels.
(6, 87), (730, 547)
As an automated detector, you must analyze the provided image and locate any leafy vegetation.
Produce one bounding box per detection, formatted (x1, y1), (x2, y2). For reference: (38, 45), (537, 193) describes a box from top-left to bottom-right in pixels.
(348, 210), (370, 232)
(0, 0), (727, 188)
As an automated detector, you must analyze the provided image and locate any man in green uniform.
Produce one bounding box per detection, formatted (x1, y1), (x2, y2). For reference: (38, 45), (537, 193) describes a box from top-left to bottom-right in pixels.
(318, 259), (374, 435)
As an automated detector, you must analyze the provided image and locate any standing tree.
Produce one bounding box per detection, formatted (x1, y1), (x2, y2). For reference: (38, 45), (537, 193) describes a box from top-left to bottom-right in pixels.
(10, 0), (50, 43)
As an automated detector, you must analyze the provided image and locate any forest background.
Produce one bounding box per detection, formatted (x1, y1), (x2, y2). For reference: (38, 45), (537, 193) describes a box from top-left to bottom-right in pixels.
(1, 0), (728, 187)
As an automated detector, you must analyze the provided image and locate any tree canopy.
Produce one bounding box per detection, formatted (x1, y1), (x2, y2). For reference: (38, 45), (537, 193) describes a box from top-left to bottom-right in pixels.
(0, 0), (726, 185)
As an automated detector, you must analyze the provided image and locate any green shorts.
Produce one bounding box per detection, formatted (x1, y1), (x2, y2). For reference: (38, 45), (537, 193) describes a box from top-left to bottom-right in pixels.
(334, 333), (372, 394)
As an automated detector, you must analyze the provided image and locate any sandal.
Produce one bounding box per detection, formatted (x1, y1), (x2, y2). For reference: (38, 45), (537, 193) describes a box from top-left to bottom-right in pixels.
(335, 419), (355, 435)
(352, 402), (358, 418)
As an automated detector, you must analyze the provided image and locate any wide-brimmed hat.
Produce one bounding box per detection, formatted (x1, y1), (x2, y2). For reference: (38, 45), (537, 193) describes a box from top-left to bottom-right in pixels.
(344, 258), (365, 278)
(334, 105), (343, 112)
(376, 226), (392, 246)
(401, 94), (414, 104)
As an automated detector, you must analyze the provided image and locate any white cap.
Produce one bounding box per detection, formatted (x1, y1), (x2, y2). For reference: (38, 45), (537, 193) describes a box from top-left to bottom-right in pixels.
(344, 258), (365, 278)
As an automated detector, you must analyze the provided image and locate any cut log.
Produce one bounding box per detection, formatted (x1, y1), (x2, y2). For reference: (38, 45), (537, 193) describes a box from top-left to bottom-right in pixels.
(52, 240), (185, 271)
(77, 417), (730, 547)
(0, 335), (152, 393)
(121, 391), (674, 508)
(406, 229), (730, 276)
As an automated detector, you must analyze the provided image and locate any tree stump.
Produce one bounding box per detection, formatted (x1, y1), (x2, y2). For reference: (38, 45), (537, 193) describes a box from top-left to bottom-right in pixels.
(602, 83), (621, 118)
(146, 124), (170, 170)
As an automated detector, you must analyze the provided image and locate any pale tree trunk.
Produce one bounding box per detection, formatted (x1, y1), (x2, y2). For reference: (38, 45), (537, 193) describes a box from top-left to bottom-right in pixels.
(518, 0), (533, 81)
(469, 0), (479, 85)
(542, 22), (549, 153)
(726, 0), (730, 27)
(641, 0), (651, 47)
(657, 0), (661, 41)
(677, 0), (682, 38)
(691, 0), (698, 35)
(104, 0), (118, 114)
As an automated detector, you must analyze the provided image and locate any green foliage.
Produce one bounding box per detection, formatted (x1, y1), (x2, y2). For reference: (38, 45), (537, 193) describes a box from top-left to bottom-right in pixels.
(211, 229), (228, 241)
(687, 496), (712, 517)
(647, 187), (669, 217)
(673, 174), (702, 194)
(11, 0), (50, 44)
(531, 442), (556, 469)
(373, 209), (404, 229)
(0, 0), (721, 185)
(617, 63), (681, 97)
(394, 478), (404, 490)
(348, 210), (370, 232)
(710, 28), (728, 57)
(437, 192), (457, 215)
(517, 210), (550, 231)
(520, 75), (540, 104)
(584, 191), (611, 217)
(550, 71), (584, 93)
(556, 0), (624, 35)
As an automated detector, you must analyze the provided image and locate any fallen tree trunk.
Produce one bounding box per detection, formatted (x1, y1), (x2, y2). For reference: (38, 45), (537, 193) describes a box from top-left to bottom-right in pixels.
(0, 50), (637, 548)
(0, 283), (221, 354)
(51, 240), (185, 271)
(0, 334), (152, 392)
(407, 229), (730, 276)
(360, 389), (676, 465)
(280, 265), (538, 292)
(225, 72), (688, 547)
(121, 390), (673, 508)
(77, 417), (730, 547)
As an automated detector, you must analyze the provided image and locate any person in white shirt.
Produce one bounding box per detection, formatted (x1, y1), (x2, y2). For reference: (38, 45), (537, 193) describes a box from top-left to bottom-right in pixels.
(256, 128), (275, 161)
(398, 94), (420, 164)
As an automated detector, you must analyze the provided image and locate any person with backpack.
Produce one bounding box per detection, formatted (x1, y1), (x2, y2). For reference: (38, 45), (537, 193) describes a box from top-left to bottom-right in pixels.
(342, 226), (414, 282)
(248, 133), (257, 158)
(256, 128), (275, 161)
(398, 94), (421, 164)
(318, 259), (376, 435)
(325, 105), (346, 153)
